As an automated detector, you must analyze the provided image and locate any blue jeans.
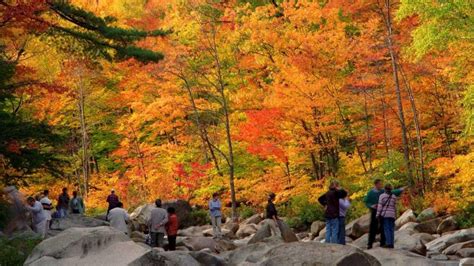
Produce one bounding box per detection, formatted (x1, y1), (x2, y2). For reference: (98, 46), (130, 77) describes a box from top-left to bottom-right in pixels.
(325, 218), (339, 244)
(383, 217), (395, 247)
(338, 217), (346, 245)
(58, 208), (67, 218)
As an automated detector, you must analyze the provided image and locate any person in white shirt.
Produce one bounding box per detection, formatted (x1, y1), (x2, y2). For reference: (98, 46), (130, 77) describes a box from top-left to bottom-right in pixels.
(107, 201), (130, 235)
(40, 190), (53, 231)
(26, 197), (47, 238)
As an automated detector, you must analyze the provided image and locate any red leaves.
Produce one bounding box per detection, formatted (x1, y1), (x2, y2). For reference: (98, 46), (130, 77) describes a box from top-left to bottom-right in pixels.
(237, 109), (288, 163)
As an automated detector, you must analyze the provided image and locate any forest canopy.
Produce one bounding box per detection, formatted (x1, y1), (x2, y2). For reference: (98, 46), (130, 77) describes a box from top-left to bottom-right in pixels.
(1, 0), (473, 222)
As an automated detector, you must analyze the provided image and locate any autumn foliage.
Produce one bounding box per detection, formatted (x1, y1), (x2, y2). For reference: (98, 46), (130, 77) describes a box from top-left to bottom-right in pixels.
(1, 0), (472, 221)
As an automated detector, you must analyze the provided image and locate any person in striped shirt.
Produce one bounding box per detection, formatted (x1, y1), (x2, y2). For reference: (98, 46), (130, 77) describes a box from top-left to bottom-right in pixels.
(376, 184), (398, 248)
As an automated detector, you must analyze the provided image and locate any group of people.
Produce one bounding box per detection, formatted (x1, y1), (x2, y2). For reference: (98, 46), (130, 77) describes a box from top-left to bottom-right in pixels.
(24, 188), (85, 238)
(24, 178), (403, 250)
(317, 179), (405, 248)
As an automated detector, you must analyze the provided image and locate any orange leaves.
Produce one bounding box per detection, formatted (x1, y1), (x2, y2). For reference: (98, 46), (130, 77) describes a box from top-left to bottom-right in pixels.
(237, 109), (288, 163)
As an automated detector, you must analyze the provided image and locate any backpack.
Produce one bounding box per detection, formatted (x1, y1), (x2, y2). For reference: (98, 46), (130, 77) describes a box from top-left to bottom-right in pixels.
(71, 198), (80, 211)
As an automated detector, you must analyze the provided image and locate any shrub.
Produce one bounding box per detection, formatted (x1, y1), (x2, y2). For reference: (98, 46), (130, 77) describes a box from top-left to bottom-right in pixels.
(280, 195), (324, 230)
(189, 209), (210, 226)
(238, 205), (255, 219)
(0, 234), (41, 265)
(455, 204), (474, 229)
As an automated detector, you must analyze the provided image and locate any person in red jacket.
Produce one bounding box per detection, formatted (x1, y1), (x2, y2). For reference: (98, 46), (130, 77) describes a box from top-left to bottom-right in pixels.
(166, 207), (179, 251)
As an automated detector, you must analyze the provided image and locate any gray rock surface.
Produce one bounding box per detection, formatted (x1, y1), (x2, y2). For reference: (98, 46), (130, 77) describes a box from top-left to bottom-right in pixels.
(426, 228), (474, 253)
(25, 226), (148, 266)
(396, 209), (417, 229)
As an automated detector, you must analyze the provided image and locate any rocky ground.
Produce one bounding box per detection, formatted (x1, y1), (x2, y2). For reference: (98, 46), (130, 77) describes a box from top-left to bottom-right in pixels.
(22, 204), (474, 266)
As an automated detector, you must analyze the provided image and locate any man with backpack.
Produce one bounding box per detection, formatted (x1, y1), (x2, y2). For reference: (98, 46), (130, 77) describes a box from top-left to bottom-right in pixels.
(69, 191), (85, 214)
(40, 190), (53, 229)
(148, 199), (168, 248)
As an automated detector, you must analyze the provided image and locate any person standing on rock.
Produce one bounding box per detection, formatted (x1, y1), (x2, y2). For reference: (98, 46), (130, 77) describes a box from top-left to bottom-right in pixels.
(376, 184), (398, 248)
(106, 189), (119, 221)
(166, 207), (179, 251)
(69, 191), (85, 214)
(338, 194), (351, 245)
(40, 190), (53, 230)
(108, 201), (129, 235)
(318, 180), (347, 244)
(364, 179), (405, 249)
(26, 196), (47, 238)
(265, 192), (281, 237)
(148, 199), (168, 248)
(57, 188), (70, 218)
(209, 193), (222, 239)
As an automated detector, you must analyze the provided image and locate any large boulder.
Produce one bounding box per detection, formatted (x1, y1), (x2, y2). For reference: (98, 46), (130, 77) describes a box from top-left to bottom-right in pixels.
(426, 228), (474, 253)
(178, 225), (211, 237)
(241, 213), (263, 225)
(222, 222), (239, 235)
(310, 221), (325, 237)
(278, 221), (298, 243)
(365, 247), (445, 266)
(442, 240), (474, 255)
(396, 209), (417, 229)
(129, 249), (200, 266)
(437, 216), (459, 234)
(345, 213), (371, 239)
(25, 226), (148, 266)
(414, 217), (443, 234)
(130, 200), (193, 230)
(227, 237), (284, 265)
(190, 250), (227, 266)
(411, 233), (436, 245)
(48, 214), (109, 235)
(236, 223), (258, 238)
(399, 222), (419, 235)
(203, 228), (233, 238)
(395, 230), (427, 255)
(257, 241), (380, 266)
(460, 258), (474, 266)
(182, 236), (237, 253)
(457, 248), (474, 258)
(248, 223), (272, 244)
(417, 208), (436, 222)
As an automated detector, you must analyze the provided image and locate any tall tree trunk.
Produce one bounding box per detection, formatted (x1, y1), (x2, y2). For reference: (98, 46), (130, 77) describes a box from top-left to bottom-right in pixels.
(78, 77), (89, 198)
(181, 77), (223, 175)
(363, 92), (373, 171)
(211, 29), (237, 220)
(381, 0), (414, 183)
(399, 64), (426, 191)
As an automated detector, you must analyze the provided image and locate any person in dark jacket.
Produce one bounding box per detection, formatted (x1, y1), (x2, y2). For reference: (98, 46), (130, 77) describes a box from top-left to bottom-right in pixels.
(318, 181), (347, 244)
(106, 189), (119, 221)
(265, 192), (281, 236)
(57, 188), (69, 218)
(363, 179), (405, 249)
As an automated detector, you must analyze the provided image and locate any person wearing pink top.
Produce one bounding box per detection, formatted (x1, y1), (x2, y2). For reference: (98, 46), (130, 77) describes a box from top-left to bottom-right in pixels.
(376, 184), (398, 248)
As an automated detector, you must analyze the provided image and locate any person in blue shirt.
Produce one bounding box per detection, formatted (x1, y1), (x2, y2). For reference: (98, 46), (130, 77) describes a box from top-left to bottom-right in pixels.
(209, 193), (222, 239)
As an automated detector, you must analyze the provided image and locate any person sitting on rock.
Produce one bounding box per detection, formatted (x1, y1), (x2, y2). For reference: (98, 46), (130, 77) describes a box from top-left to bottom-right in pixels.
(106, 189), (119, 221)
(148, 199), (168, 248)
(26, 196), (47, 238)
(209, 193), (222, 239)
(166, 207), (179, 251)
(363, 179), (405, 249)
(318, 180), (347, 244)
(69, 191), (85, 214)
(376, 184), (398, 249)
(265, 192), (281, 237)
(57, 187), (70, 218)
(108, 201), (129, 235)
